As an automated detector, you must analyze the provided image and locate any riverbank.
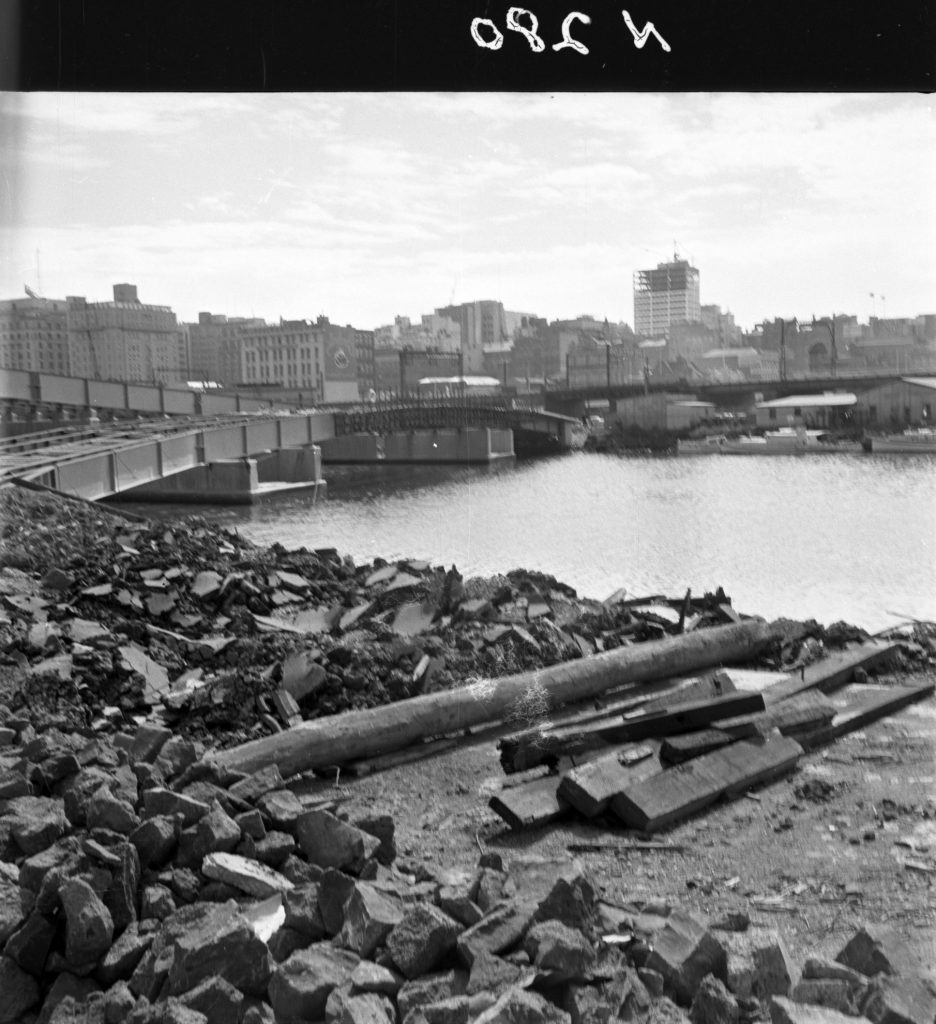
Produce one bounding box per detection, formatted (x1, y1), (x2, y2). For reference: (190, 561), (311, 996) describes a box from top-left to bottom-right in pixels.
(1, 483), (934, 1023)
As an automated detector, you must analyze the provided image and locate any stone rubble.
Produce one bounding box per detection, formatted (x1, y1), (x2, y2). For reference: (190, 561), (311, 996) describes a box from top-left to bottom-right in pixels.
(2, 487), (936, 1022)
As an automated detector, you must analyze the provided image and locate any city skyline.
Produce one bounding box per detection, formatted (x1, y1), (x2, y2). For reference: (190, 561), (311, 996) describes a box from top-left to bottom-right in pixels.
(2, 92), (934, 331)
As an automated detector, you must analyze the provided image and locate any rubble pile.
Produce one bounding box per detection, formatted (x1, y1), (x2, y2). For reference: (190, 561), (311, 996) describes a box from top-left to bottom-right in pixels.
(0, 485), (842, 753)
(0, 722), (933, 1024)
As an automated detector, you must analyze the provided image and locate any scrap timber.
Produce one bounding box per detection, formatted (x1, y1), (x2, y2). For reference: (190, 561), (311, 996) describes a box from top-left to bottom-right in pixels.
(214, 618), (775, 776)
(610, 734), (805, 832)
(488, 640), (930, 835)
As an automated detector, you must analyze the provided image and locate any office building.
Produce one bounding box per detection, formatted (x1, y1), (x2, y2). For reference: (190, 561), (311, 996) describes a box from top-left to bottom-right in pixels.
(633, 257), (701, 337)
(0, 294), (70, 374)
(67, 284), (186, 385)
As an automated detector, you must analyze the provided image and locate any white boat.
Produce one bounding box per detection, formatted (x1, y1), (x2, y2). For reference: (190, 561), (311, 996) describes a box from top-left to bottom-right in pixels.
(722, 427), (862, 455)
(870, 427), (936, 454)
(676, 434), (727, 455)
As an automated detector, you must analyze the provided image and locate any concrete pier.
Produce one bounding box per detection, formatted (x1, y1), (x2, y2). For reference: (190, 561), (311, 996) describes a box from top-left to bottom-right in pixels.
(112, 446), (325, 505)
(320, 427), (515, 464)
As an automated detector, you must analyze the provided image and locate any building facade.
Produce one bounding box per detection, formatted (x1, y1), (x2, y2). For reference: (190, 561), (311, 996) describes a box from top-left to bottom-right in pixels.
(67, 284), (186, 385)
(187, 312), (266, 386)
(238, 317), (361, 404)
(633, 258), (701, 337)
(0, 295), (70, 375)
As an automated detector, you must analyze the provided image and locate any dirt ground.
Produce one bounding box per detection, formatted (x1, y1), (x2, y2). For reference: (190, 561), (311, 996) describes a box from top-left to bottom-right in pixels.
(333, 668), (936, 970)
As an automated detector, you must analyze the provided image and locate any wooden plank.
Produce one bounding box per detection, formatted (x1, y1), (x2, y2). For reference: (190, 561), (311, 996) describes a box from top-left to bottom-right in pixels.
(761, 642), (902, 706)
(519, 670), (738, 737)
(499, 689), (763, 773)
(799, 681), (935, 752)
(610, 735), (804, 833)
(713, 690), (837, 740)
(660, 729), (735, 765)
(488, 773), (570, 830)
(558, 745), (659, 817)
(214, 620), (776, 777)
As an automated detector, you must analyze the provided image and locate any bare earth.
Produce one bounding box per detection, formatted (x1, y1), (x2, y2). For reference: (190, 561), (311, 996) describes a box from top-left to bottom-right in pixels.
(336, 667), (936, 970)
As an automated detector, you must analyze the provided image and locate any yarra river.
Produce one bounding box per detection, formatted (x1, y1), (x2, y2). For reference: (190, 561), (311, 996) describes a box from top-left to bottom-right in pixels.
(136, 452), (936, 634)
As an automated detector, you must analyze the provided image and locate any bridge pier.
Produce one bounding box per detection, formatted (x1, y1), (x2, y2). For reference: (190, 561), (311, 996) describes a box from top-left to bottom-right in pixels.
(320, 427), (515, 465)
(110, 445), (326, 505)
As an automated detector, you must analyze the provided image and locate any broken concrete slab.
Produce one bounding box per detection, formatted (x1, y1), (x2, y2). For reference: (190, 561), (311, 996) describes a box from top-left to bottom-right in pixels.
(281, 650), (328, 702)
(391, 601), (438, 637)
(202, 852), (295, 898)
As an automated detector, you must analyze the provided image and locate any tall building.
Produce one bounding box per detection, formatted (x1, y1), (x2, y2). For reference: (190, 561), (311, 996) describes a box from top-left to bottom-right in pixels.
(435, 300), (508, 374)
(633, 257), (701, 337)
(67, 284), (187, 385)
(187, 312), (266, 386)
(0, 294), (70, 374)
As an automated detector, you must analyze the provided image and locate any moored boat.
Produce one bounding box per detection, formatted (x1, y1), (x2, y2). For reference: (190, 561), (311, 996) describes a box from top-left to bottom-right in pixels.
(722, 427), (863, 455)
(676, 434), (727, 455)
(869, 427), (936, 454)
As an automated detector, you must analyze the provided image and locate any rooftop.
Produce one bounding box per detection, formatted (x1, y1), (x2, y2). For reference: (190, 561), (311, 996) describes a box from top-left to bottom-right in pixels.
(756, 392), (857, 409)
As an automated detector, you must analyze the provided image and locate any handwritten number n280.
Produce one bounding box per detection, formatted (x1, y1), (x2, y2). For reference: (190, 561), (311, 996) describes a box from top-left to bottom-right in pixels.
(470, 8), (670, 55)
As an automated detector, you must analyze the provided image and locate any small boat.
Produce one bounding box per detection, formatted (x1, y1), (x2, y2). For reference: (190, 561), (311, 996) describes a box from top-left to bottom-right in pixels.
(676, 434), (727, 455)
(870, 427), (936, 454)
(722, 427), (862, 455)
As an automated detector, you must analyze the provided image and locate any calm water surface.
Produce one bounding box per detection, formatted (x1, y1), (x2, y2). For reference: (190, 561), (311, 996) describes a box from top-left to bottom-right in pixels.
(131, 452), (936, 633)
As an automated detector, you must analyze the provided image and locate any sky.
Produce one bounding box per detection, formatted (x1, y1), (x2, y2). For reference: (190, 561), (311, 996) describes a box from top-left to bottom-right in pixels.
(1, 92), (934, 332)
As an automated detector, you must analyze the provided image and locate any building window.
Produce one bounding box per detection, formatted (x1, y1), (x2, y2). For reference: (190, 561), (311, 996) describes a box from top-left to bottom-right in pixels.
(793, 407), (802, 417)
(769, 408), (777, 421)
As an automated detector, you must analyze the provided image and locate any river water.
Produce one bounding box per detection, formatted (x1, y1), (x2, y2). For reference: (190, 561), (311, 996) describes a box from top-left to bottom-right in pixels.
(129, 452), (936, 633)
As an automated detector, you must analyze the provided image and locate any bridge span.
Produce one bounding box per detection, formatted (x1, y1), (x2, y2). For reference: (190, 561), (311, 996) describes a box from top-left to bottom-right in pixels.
(0, 391), (583, 504)
(0, 412), (334, 504)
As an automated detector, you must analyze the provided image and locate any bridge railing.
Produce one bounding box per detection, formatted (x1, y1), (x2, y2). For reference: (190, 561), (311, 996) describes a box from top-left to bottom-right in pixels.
(333, 397), (524, 435)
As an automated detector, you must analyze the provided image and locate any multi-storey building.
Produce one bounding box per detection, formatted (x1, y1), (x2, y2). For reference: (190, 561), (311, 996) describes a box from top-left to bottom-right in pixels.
(187, 312), (266, 386)
(373, 314), (461, 353)
(434, 300), (509, 374)
(67, 284), (186, 385)
(700, 304), (741, 347)
(633, 257), (701, 338)
(238, 316), (361, 404)
(0, 294), (70, 374)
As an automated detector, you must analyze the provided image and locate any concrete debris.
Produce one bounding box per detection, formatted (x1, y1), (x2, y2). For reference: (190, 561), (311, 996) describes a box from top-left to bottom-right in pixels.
(0, 485), (933, 1024)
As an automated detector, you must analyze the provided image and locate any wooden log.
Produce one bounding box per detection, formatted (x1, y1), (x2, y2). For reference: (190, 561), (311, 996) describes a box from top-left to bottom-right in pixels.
(610, 734), (804, 832)
(499, 690), (765, 772)
(214, 619), (775, 776)
(798, 681), (935, 751)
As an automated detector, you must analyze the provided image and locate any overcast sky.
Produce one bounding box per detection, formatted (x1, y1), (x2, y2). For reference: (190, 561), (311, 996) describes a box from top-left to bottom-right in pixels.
(2, 92), (933, 331)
